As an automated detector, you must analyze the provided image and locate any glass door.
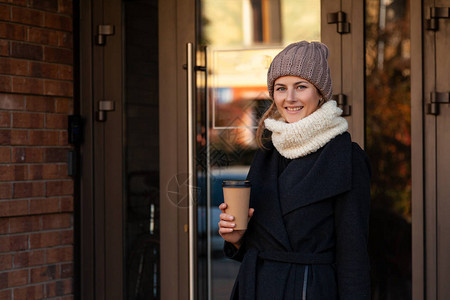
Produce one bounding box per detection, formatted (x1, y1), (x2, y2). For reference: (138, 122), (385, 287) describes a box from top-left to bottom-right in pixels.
(194, 1), (321, 298)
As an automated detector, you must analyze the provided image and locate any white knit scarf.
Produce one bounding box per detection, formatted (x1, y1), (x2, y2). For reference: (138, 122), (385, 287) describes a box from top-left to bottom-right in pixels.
(264, 100), (348, 159)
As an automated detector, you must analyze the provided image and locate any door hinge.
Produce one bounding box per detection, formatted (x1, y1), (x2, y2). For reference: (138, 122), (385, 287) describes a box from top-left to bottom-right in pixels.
(96, 100), (115, 121)
(96, 25), (115, 45)
(426, 7), (450, 31)
(334, 94), (351, 116)
(327, 11), (350, 34)
(427, 91), (450, 115)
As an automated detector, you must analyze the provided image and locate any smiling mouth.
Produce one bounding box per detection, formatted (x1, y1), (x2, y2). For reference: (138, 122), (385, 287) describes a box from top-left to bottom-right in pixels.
(285, 106), (303, 112)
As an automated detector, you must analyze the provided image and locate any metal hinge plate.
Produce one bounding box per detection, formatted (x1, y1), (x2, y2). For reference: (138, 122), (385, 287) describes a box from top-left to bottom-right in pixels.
(96, 25), (115, 45)
(426, 7), (450, 31)
(427, 91), (450, 115)
(96, 100), (115, 121)
(334, 94), (351, 116)
(327, 11), (351, 34)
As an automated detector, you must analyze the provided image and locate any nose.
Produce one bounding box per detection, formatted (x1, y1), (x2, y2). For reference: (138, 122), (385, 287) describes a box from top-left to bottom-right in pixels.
(286, 87), (296, 102)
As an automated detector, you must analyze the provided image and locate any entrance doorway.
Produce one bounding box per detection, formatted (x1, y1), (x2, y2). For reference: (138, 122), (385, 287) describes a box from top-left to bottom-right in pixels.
(77, 0), (430, 299)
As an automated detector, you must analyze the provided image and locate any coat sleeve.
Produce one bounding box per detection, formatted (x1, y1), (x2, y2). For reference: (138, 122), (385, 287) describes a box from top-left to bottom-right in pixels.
(334, 144), (371, 299)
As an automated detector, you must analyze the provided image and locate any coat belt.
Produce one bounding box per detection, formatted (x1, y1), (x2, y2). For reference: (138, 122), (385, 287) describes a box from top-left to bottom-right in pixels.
(236, 248), (334, 300)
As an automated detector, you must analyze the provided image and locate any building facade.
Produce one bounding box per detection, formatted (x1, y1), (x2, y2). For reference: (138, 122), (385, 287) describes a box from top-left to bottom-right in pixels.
(0, 0), (450, 299)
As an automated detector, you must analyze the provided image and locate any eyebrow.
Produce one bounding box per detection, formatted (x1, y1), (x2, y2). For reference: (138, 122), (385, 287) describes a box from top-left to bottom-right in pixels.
(275, 81), (309, 86)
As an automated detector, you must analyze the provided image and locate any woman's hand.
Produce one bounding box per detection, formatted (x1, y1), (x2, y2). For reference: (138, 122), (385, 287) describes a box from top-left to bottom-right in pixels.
(218, 203), (254, 249)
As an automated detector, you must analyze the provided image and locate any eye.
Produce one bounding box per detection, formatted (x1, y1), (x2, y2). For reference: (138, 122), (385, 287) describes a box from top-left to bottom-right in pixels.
(296, 85), (307, 90)
(275, 86), (286, 91)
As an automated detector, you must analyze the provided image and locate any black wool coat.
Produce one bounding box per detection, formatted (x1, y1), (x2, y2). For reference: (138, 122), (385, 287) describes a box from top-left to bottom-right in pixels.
(224, 132), (371, 300)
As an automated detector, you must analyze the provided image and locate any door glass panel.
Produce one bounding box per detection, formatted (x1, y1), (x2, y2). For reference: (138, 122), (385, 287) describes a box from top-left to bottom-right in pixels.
(365, 0), (411, 299)
(123, 0), (160, 299)
(196, 1), (321, 298)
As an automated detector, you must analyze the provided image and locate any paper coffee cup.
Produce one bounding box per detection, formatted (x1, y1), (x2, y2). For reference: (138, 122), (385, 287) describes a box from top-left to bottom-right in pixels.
(222, 180), (251, 230)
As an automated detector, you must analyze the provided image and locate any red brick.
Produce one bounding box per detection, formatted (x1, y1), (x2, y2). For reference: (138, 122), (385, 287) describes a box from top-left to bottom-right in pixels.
(30, 197), (59, 214)
(11, 7), (44, 26)
(0, 94), (24, 110)
(13, 181), (45, 198)
(13, 147), (44, 163)
(58, 130), (67, 145)
(13, 250), (45, 268)
(58, 0), (72, 15)
(54, 98), (72, 114)
(45, 113), (66, 129)
(11, 42), (43, 60)
(0, 165), (27, 181)
(28, 27), (59, 46)
(0, 58), (28, 76)
(12, 77), (44, 94)
(29, 130), (59, 146)
(0, 235), (28, 252)
(0, 183), (12, 199)
(29, 163), (68, 180)
(9, 215), (41, 233)
(30, 231), (60, 248)
(0, 200), (29, 217)
(0, 23), (26, 40)
(0, 289), (11, 300)
(42, 213), (71, 229)
(60, 196), (72, 212)
(44, 47), (72, 64)
(0, 254), (12, 271)
(44, 147), (66, 162)
(58, 31), (72, 48)
(10, 129), (29, 145)
(12, 112), (44, 129)
(60, 229), (72, 245)
(30, 61), (59, 79)
(0, 218), (8, 233)
(44, 80), (72, 97)
(0, 111), (10, 127)
(58, 64), (72, 80)
(0, 129), (10, 144)
(0, 76), (11, 92)
(46, 246), (72, 263)
(25, 95), (55, 112)
(46, 180), (72, 196)
(0, 40), (9, 56)
(60, 262), (72, 278)
(7, 269), (28, 287)
(13, 284), (44, 299)
(31, 0), (58, 12)
(45, 278), (72, 297)
(44, 12), (71, 31)
(0, 5), (10, 20)
(0, 274), (6, 289)
(0, 272), (8, 289)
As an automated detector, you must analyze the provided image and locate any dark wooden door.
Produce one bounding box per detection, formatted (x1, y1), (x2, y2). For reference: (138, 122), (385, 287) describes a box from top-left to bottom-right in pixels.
(423, 0), (450, 299)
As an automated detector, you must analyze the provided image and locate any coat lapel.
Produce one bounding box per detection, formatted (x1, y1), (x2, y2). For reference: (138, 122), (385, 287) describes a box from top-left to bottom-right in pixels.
(278, 132), (352, 216)
(248, 145), (292, 251)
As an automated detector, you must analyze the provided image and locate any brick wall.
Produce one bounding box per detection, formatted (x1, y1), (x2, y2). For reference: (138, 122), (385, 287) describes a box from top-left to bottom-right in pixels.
(0, 0), (74, 299)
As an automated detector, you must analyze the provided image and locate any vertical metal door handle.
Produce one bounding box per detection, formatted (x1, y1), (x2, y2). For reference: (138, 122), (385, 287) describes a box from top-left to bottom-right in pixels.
(186, 42), (196, 300)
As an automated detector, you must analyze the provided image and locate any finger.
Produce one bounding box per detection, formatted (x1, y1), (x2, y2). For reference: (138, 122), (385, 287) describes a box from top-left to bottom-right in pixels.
(218, 220), (236, 228)
(219, 227), (233, 234)
(219, 203), (228, 212)
(220, 213), (234, 221)
(248, 208), (255, 217)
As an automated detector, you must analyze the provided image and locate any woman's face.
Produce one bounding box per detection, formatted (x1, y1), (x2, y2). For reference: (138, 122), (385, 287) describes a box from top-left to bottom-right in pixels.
(273, 76), (322, 123)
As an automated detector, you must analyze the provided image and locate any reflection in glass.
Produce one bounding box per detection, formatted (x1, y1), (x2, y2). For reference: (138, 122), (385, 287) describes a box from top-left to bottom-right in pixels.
(124, 0), (160, 299)
(365, 0), (411, 299)
(197, 1), (321, 299)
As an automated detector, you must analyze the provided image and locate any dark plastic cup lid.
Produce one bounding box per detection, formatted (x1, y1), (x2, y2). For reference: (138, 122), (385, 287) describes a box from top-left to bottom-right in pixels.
(222, 180), (251, 187)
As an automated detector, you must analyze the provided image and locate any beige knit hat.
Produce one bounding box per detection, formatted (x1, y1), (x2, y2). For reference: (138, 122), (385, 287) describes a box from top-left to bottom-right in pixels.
(267, 41), (332, 101)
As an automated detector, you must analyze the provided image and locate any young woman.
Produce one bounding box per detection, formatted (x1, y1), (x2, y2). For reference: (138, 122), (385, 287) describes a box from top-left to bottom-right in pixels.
(218, 41), (371, 300)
